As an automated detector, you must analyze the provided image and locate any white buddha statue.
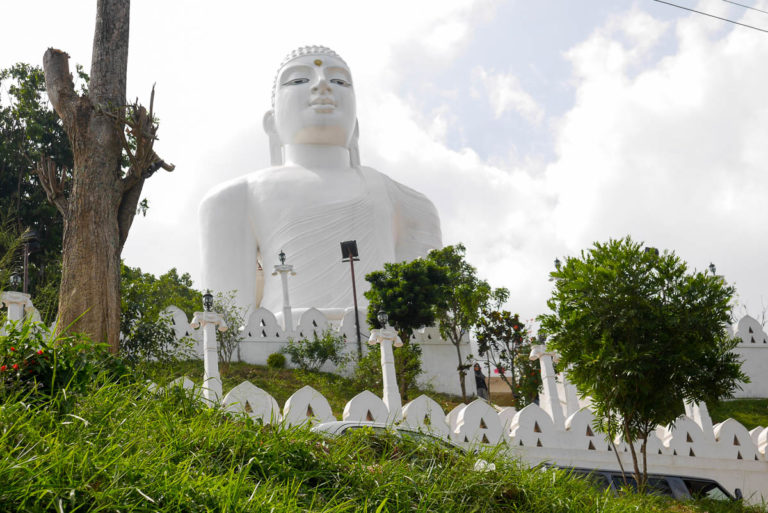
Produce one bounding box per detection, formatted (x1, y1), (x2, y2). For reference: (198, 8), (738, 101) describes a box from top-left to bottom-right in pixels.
(199, 46), (442, 317)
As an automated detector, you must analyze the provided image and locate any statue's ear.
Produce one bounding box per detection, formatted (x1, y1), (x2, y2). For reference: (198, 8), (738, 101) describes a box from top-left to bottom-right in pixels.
(263, 110), (283, 166)
(349, 118), (361, 168)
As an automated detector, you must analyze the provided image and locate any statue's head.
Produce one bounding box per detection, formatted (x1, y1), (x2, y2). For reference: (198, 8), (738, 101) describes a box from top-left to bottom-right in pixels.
(264, 46), (360, 166)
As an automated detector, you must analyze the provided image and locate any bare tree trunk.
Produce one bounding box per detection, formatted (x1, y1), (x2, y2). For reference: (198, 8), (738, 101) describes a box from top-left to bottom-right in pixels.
(40, 0), (171, 351)
(452, 336), (467, 402)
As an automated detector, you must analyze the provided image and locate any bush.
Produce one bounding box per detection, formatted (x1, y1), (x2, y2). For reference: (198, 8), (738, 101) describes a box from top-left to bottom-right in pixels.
(0, 318), (126, 405)
(267, 352), (286, 369)
(120, 310), (194, 365)
(283, 329), (347, 371)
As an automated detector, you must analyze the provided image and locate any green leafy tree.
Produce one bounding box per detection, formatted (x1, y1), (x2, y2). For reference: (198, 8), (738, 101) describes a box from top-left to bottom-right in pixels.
(0, 63), (79, 321)
(364, 258), (449, 401)
(539, 237), (748, 489)
(475, 311), (542, 406)
(119, 263), (201, 365)
(427, 244), (508, 402)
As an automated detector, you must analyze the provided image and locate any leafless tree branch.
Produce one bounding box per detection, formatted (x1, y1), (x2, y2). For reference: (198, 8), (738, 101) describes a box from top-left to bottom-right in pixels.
(35, 155), (69, 216)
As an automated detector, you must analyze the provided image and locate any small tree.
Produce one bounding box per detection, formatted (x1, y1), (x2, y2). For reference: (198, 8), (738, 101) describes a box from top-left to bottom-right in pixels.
(213, 291), (246, 367)
(427, 244), (508, 402)
(475, 310), (542, 406)
(119, 264), (200, 365)
(364, 258), (449, 400)
(283, 329), (347, 372)
(539, 237), (747, 490)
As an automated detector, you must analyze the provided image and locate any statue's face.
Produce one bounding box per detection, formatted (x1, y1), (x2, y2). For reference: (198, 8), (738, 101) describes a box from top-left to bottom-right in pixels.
(273, 54), (356, 146)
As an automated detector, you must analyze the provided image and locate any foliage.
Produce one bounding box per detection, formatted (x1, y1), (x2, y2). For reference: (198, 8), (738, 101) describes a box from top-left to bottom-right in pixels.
(0, 63), (79, 322)
(0, 374), (761, 512)
(213, 291), (247, 365)
(120, 263), (200, 364)
(427, 243), (509, 401)
(476, 311), (542, 407)
(121, 263), (202, 320)
(267, 352), (286, 369)
(365, 257), (449, 400)
(539, 237), (748, 489)
(0, 318), (125, 407)
(283, 329), (348, 371)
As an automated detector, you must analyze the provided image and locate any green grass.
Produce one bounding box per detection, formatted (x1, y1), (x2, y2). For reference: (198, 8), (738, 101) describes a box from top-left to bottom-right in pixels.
(2, 372), (763, 513)
(710, 398), (768, 430)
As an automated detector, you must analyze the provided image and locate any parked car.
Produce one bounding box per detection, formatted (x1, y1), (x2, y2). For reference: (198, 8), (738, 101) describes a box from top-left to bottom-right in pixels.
(311, 420), (465, 452)
(311, 421), (497, 471)
(554, 467), (740, 501)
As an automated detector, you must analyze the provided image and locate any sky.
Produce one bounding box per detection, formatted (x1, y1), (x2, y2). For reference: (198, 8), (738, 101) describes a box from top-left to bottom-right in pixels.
(2, 0), (768, 325)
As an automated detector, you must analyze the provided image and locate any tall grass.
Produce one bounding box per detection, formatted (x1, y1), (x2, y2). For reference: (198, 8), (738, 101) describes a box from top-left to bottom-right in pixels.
(1, 372), (764, 512)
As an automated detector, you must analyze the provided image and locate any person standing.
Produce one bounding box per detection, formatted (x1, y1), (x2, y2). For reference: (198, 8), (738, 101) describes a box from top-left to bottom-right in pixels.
(474, 363), (489, 400)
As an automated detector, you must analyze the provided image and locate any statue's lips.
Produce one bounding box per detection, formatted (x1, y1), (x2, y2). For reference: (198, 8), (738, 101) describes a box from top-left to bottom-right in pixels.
(310, 102), (336, 113)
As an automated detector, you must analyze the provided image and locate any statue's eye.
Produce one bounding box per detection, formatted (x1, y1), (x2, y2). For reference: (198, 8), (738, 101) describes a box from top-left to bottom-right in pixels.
(330, 78), (351, 87)
(283, 78), (309, 86)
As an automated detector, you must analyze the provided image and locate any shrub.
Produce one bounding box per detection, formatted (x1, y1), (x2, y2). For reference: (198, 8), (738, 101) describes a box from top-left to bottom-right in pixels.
(283, 329), (347, 371)
(214, 291), (247, 364)
(0, 318), (126, 405)
(267, 352), (286, 369)
(120, 309), (194, 365)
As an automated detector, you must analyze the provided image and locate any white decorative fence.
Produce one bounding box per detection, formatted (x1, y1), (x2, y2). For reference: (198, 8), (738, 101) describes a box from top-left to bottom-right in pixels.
(158, 374), (768, 504)
(165, 304), (475, 397)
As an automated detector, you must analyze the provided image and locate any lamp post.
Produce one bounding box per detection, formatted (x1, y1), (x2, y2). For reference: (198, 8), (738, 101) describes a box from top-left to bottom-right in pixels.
(21, 229), (40, 294)
(192, 289), (227, 404)
(368, 310), (403, 422)
(272, 249), (296, 332)
(341, 240), (362, 359)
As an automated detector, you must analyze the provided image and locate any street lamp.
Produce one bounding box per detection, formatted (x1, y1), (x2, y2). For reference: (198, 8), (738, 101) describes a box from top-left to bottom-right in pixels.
(21, 229), (40, 294)
(341, 240), (362, 359)
(279, 249), (286, 265)
(709, 263), (717, 275)
(9, 273), (21, 291)
(377, 310), (388, 327)
(203, 290), (214, 312)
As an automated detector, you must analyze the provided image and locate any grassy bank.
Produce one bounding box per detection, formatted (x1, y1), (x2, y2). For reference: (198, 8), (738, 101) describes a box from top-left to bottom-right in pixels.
(2, 373), (763, 512)
(710, 398), (768, 430)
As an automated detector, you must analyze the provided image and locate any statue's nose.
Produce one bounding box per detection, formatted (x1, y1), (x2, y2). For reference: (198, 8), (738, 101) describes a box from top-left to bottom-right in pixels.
(311, 77), (332, 94)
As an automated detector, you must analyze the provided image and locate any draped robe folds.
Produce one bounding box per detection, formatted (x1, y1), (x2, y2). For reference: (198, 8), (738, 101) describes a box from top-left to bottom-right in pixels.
(200, 165), (442, 316)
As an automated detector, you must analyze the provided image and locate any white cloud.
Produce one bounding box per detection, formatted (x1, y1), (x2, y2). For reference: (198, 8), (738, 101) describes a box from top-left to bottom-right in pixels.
(545, 7), (768, 313)
(474, 67), (544, 124)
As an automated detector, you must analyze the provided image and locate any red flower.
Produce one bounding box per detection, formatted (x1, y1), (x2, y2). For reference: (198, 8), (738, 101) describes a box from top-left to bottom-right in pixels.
(0, 365), (6, 372)
(513, 326), (519, 331)
(494, 368), (499, 374)
(37, 349), (43, 355)
(12, 364), (18, 370)
(9, 347), (15, 352)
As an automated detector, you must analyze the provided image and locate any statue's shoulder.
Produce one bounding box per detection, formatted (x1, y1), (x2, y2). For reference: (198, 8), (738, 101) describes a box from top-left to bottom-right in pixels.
(359, 166), (433, 205)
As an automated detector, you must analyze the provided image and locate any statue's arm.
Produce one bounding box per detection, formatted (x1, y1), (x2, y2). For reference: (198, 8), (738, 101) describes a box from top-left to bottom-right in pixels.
(390, 180), (443, 260)
(199, 181), (258, 311)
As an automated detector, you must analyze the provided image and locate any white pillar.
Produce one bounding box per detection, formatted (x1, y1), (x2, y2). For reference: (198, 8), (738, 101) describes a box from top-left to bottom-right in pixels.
(191, 311), (228, 404)
(561, 371), (581, 417)
(1, 291), (32, 322)
(368, 325), (403, 422)
(272, 263), (296, 332)
(530, 344), (566, 429)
